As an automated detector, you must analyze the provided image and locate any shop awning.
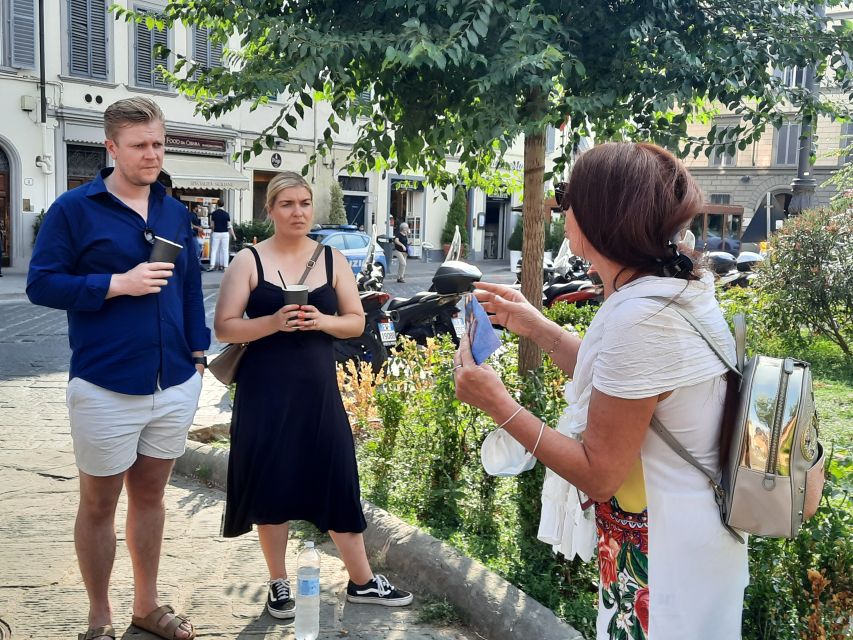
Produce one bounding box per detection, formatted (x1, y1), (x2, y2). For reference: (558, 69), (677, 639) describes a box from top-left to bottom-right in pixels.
(161, 154), (250, 190)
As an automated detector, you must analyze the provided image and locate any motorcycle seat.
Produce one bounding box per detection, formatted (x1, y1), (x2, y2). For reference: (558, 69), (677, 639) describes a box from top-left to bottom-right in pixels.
(386, 291), (436, 311)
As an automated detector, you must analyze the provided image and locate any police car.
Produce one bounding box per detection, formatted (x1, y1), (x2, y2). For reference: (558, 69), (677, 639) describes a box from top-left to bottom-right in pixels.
(307, 225), (388, 277)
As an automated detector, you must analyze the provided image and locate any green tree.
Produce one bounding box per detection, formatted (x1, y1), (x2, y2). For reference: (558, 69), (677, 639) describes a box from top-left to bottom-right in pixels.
(755, 207), (853, 358)
(329, 181), (347, 225)
(135, 0), (853, 372)
(441, 188), (469, 249)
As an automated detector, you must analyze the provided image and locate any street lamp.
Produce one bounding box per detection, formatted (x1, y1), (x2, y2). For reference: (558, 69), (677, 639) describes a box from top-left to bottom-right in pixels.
(788, 4), (825, 216)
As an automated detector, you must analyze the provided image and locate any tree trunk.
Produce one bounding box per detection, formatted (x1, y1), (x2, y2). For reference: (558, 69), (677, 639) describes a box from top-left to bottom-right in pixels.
(519, 129), (546, 375)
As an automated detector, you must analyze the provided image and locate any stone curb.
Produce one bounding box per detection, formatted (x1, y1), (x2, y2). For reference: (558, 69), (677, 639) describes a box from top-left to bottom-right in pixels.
(174, 440), (584, 640)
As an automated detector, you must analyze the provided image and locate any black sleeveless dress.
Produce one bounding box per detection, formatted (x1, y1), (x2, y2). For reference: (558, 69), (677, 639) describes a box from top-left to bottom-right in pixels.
(222, 245), (367, 537)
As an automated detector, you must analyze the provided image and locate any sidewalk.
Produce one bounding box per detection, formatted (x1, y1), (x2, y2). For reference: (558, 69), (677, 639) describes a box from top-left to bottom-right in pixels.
(0, 369), (480, 639)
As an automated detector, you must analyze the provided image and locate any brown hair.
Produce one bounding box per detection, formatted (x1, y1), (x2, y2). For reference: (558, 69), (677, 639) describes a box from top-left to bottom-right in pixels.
(103, 97), (165, 140)
(563, 142), (703, 280)
(265, 171), (313, 213)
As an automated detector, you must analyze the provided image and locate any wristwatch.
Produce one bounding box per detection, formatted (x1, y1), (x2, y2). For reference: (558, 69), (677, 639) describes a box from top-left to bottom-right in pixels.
(192, 356), (208, 368)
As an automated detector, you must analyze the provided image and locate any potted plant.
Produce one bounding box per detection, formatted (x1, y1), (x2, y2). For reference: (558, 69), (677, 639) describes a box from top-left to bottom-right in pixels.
(328, 182), (347, 225)
(441, 188), (469, 256)
(507, 216), (523, 272)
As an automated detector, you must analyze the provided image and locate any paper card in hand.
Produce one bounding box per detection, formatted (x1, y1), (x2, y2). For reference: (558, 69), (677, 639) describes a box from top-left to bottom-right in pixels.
(464, 293), (501, 365)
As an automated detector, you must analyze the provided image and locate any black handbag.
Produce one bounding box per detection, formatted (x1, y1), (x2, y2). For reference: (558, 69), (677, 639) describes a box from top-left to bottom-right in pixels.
(207, 243), (324, 385)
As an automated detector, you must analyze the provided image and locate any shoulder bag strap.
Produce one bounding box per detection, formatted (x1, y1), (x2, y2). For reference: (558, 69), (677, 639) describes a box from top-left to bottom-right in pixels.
(296, 242), (325, 285)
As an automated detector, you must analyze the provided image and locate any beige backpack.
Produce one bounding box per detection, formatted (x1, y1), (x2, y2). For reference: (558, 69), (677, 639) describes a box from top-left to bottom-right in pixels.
(648, 299), (825, 542)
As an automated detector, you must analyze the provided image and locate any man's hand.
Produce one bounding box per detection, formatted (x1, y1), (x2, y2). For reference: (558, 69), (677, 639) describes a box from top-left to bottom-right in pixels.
(107, 261), (174, 298)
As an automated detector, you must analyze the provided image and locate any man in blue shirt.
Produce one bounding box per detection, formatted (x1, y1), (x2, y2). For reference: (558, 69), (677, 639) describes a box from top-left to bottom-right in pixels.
(27, 97), (208, 640)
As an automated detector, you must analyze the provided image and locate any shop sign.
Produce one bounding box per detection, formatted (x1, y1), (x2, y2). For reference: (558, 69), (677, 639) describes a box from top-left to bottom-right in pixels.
(165, 135), (227, 154)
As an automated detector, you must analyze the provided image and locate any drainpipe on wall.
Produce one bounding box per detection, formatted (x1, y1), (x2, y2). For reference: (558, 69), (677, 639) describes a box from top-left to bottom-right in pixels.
(38, 0), (46, 125)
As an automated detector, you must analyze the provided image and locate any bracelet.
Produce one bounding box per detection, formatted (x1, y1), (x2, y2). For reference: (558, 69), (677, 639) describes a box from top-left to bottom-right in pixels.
(497, 405), (523, 430)
(529, 421), (547, 457)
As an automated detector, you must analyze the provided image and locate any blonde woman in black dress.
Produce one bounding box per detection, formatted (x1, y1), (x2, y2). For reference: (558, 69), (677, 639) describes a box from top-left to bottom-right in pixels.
(214, 172), (412, 618)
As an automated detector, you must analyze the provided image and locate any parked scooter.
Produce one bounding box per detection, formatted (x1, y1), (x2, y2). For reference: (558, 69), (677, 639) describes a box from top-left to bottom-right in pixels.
(385, 227), (482, 346)
(716, 251), (764, 289)
(334, 226), (398, 373)
(541, 240), (603, 308)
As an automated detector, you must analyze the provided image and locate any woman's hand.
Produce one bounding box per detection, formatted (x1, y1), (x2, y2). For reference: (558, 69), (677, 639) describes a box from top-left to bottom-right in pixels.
(295, 304), (325, 332)
(270, 304), (304, 333)
(453, 335), (516, 418)
(474, 281), (543, 339)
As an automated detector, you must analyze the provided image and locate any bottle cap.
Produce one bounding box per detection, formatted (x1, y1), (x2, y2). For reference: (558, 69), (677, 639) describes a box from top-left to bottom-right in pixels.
(304, 541), (314, 548)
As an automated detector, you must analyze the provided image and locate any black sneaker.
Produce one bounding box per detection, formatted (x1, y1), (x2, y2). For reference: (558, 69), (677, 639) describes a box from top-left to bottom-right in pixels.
(346, 574), (413, 606)
(266, 578), (296, 619)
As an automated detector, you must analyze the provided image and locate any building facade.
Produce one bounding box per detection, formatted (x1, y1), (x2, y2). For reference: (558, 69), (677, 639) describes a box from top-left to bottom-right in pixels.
(0, 0), (551, 270)
(682, 6), (852, 246)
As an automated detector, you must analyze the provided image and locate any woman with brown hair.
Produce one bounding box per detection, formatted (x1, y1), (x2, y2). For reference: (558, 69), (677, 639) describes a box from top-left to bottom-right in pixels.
(214, 172), (412, 621)
(455, 143), (748, 639)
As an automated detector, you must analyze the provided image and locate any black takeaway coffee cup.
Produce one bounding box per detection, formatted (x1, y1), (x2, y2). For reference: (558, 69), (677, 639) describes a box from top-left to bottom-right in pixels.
(149, 236), (183, 264)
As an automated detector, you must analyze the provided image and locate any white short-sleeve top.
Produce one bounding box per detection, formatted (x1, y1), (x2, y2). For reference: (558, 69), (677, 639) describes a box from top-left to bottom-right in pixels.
(586, 275), (749, 639)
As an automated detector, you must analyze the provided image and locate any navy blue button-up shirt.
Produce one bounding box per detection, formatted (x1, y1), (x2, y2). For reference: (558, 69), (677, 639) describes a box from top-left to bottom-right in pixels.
(27, 168), (211, 395)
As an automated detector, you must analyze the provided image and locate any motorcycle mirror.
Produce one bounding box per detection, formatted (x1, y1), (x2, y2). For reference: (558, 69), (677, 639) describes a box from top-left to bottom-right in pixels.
(676, 229), (696, 252)
(446, 226), (462, 263)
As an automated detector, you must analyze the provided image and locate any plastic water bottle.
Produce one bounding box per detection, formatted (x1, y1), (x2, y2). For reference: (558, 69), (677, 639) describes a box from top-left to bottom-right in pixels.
(295, 541), (321, 640)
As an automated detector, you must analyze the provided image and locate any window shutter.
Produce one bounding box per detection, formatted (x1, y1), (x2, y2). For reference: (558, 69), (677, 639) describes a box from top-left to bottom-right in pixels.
(69, 0), (91, 75)
(69, 0), (107, 78)
(135, 18), (153, 87)
(152, 25), (169, 90)
(210, 39), (223, 68)
(89, 0), (108, 79)
(11, 0), (37, 68)
(193, 26), (209, 68)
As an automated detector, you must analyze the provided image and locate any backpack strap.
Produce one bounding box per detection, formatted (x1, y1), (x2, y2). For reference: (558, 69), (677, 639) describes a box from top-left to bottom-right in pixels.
(649, 416), (745, 544)
(296, 242), (324, 285)
(643, 296), (746, 544)
(646, 296), (742, 376)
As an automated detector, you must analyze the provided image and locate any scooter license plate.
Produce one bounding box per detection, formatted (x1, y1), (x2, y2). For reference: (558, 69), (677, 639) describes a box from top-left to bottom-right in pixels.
(452, 316), (466, 339)
(378, 321), (397, 346)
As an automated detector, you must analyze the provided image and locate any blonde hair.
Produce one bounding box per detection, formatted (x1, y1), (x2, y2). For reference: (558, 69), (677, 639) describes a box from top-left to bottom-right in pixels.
(265, 171), (313, 213)
(104, 97), (165, 140)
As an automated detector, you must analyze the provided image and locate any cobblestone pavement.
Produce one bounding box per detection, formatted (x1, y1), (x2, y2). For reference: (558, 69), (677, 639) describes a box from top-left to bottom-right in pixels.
(0, 298), (481, 640)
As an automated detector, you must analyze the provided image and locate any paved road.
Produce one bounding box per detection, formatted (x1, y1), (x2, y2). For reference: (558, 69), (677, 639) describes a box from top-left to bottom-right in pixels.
(0, 293), (482, 639)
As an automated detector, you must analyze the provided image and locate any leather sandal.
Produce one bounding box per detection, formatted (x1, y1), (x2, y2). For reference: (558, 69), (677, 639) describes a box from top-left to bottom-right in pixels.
(78, 625), (115, 640)
(131, 604), (196, 640)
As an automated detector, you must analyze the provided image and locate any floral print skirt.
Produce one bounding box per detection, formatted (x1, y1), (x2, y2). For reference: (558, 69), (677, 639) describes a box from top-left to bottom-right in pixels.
(596, 498), (649, 640)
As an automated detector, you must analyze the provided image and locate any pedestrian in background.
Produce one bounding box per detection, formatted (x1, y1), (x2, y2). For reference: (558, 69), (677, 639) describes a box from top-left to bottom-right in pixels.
(208, 205), (236, 271)
(189, 206), (204, 263)
(213, 171), (412, 621)
(26, 97), (208, 640)
(454, 143), (748, 639)
(393, 222), (409, 283)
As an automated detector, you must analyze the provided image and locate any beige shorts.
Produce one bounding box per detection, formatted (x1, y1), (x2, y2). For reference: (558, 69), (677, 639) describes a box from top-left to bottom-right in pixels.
(66, 373), (203, 477)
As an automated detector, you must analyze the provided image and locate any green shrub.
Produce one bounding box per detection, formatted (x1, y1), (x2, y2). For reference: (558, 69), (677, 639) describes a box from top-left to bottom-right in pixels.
(507, 216), (523, 251)
(742, 448), (852, 640)
(328, 182), (347, 225)
(754, 207), (853, 359)
(546, 215), (566, 254)
(441, 188), (469, 247)
(232, 219), (274, 245)
(32, 209), (47, 246)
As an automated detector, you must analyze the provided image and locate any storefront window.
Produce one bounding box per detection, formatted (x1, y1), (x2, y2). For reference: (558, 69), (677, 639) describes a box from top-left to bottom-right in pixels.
(67, 144), (106, 190)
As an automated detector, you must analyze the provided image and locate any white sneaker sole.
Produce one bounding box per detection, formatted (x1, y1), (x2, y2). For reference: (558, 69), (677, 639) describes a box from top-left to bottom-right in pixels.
(267, 603), (296, 619)
(346, 593), (414, 607)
